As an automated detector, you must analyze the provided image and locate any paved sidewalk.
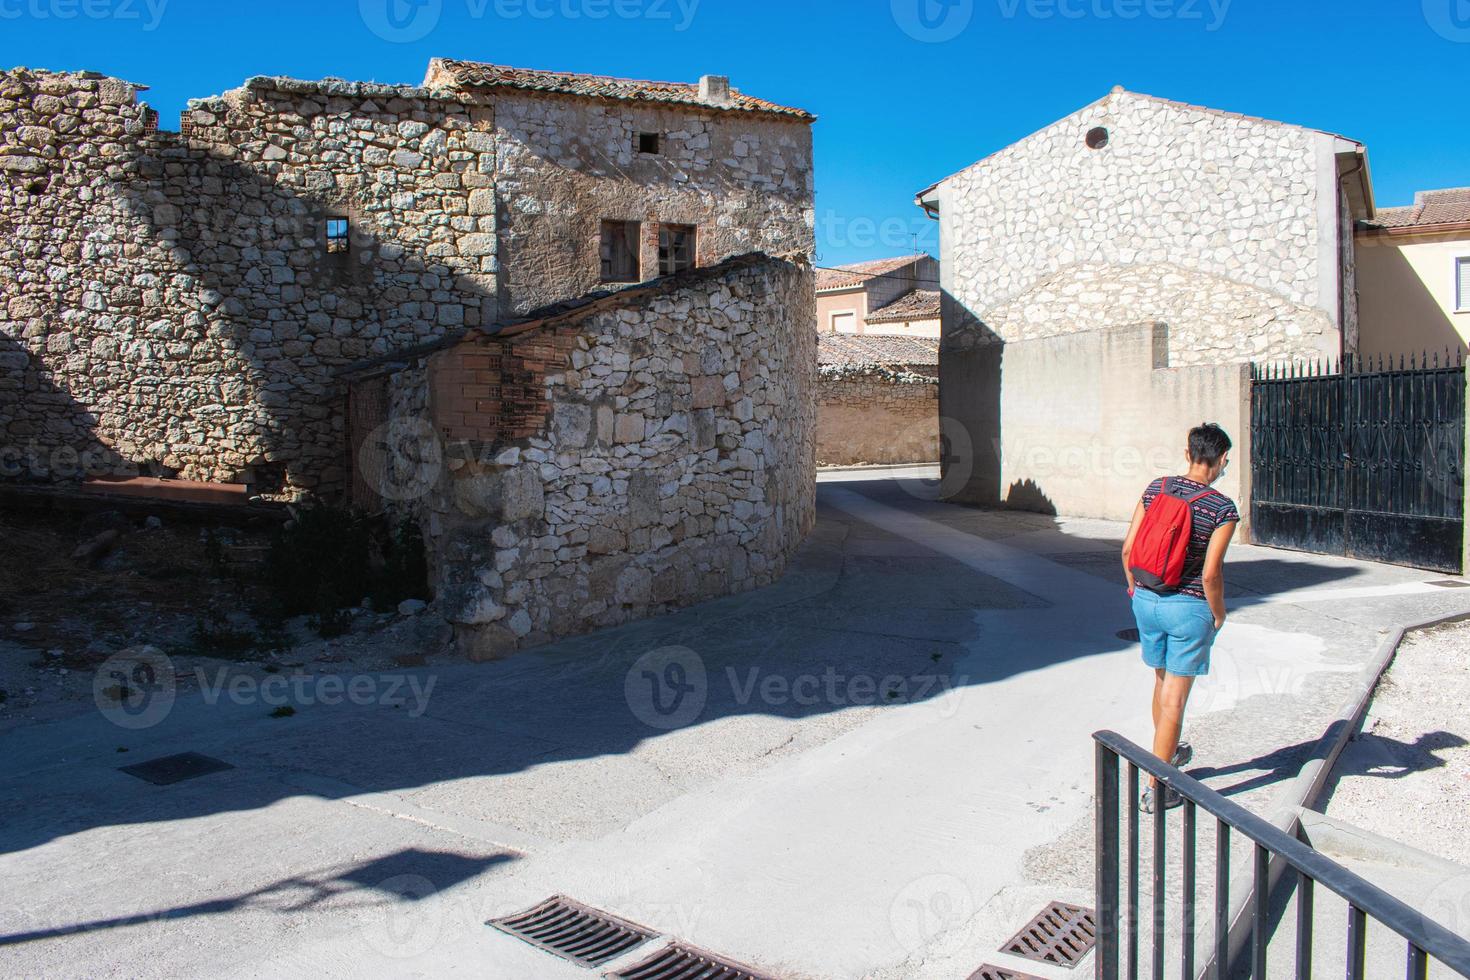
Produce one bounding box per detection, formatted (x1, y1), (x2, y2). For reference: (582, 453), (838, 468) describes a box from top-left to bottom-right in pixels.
(4, 471), (1468, 979)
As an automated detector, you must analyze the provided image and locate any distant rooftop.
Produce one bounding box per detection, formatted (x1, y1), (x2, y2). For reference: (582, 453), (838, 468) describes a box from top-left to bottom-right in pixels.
(818, 333), (939, 370)
(866, 288), (940, 324)
(1369, 187), (1470, 231)
(816, 255), (929, 291)
(425, 58), (814, 121)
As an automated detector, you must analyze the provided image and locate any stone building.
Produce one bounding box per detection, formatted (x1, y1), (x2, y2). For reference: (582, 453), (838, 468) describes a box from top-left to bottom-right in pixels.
(815, 334), (938, 467)
(0, 61), (818, 655)
(914, 88), (1374, 516)
(346, 253), (814, 657)
(0, 60), (815, 496)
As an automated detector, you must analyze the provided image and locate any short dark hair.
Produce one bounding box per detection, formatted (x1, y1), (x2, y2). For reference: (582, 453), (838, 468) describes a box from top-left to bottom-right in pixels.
(1188, 423), (1232, 466)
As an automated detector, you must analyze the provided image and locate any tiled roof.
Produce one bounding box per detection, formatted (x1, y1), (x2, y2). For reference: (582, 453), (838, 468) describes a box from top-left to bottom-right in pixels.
(817, 333), (939, 369)
(428, 59), (814, 120)
(1370, 188), (1470, 230)
(865, 289), (941, 324)
(816, 255), (925, 291)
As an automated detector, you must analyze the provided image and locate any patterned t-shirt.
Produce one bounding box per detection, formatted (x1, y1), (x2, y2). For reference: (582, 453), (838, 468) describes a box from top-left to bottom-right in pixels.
(1139, 476), (1240, 599)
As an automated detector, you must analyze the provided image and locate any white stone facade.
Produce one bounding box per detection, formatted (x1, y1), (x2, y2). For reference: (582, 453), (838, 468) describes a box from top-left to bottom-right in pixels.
(928, 89), (1365, 366)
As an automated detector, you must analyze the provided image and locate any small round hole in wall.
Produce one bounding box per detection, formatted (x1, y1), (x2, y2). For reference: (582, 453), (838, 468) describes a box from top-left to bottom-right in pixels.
(1086, 126), (1110, 150)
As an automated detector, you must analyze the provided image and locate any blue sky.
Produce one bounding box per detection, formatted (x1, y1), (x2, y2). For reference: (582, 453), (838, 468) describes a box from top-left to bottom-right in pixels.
(3, 0), (1466, 266)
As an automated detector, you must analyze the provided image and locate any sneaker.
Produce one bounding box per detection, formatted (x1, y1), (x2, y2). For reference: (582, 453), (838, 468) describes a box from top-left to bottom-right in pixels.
(1140, 786), (1184, 813)
(1171, 741), (1193, 768)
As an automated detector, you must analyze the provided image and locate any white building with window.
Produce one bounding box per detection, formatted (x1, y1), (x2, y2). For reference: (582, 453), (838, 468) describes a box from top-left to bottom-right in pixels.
(1356, 187), (1470, 359)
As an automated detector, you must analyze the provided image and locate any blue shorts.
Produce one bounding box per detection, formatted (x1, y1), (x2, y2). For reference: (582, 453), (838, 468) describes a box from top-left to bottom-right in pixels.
(1131, 588), (1217, 677)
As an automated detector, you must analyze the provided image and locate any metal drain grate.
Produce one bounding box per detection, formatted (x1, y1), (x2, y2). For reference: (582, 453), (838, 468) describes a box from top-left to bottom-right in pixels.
(119, 752), (233, 785)
(967, 966), (1045, 980)
(1430, 579), (1470, 588)
(487, 895), (654, 968)
(1001, 901), (1097, 967)
(1115, 628), (1140, 642)
(608, 941), (776, 980)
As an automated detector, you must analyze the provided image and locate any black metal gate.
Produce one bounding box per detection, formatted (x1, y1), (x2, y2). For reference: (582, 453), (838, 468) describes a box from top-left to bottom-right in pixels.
(1250, 352), (1466, 573)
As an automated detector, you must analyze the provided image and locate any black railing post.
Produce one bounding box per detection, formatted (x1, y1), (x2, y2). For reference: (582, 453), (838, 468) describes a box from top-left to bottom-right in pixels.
(1096, 740), (1121, 980)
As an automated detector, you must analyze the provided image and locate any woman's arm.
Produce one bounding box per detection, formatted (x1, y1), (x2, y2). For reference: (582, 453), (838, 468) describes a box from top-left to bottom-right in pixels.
(1120, 501), (1147, 594)
(1201, 522), (1237, 629)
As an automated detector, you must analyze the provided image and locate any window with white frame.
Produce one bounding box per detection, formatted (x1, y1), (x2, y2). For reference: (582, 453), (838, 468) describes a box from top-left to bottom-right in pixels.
(1457, 256), (1470, 312)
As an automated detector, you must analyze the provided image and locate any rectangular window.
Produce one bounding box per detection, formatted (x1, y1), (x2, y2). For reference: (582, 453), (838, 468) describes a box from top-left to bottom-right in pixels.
(325, 218), (350, 254)
(637, 132), (661, 155)
(600, 220), (640, 282)
(831, 311), (857, 334)
(1457, 257), (1470, 312)
(658, 224), (696, 276)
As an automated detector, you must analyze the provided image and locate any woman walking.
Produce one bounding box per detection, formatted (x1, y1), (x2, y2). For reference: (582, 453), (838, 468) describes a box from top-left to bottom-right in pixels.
(1120, 424), (1239, 812)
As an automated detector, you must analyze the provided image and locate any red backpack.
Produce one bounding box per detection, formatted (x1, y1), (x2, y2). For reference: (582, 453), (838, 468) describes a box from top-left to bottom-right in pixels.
(1130, 478), (1213, 591)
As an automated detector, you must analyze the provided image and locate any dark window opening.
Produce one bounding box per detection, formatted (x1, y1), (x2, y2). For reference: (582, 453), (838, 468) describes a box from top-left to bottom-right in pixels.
(325, 217), (350, 254)
(637, 132), (661, 155)
(600, 220), (641, 282)
(658, 224), (696, 276)
(1085, 126), (1110, 150)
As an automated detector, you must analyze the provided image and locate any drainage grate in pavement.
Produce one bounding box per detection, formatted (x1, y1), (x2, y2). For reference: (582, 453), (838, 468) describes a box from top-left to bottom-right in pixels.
(1430, 579), (1470, 588)
(1115, 628), (1140, 642)
(607, 941), (776, 980)
(966, 966), (1046, 980)
(487, 895), (654, 968)
(118, 751), (234, 785)
(1001, 901), (1097, 967)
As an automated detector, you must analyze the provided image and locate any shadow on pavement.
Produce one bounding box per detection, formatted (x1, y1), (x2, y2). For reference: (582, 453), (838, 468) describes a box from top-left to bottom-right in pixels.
(0, 848), (512, 947)
(1187, 731), (1468, 799)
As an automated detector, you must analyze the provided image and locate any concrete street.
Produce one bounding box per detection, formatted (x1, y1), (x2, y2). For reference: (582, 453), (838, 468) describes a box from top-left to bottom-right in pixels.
(4, 468), (1469, 979)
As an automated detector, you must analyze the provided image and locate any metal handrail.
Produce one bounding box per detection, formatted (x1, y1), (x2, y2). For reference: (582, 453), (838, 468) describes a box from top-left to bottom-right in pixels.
(1094, 729), (1470, 979)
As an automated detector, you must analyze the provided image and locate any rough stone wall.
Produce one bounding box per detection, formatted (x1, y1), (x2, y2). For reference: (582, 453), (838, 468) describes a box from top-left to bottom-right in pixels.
(403, 256), (814, 658)
(938, 90), (1342, 365)
(815, 369), (938, 466)
(0, 69), (495, 492)
(492, 92), (814, 317)
(0, 68), (815, 497)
